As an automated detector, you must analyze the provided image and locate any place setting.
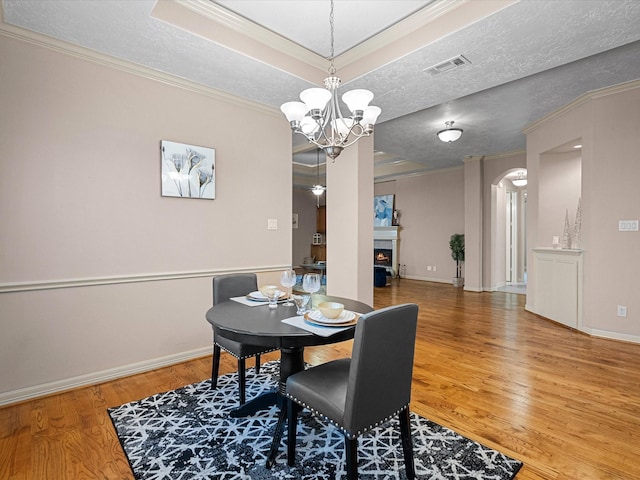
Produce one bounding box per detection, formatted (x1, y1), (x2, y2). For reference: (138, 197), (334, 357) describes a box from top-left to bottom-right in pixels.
(303, 302), (359, 328)
(279, 273), (363, 337)
(230, 284), (287, 307)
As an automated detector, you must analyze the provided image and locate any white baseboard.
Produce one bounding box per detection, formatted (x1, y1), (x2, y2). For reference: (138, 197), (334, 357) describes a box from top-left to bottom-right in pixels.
(0, 346), (211, 407)
(463, 286), (483, 292)
(581, 327), (640, 345)
(402, 275), (450, 284)
(525, 306), (640, 345)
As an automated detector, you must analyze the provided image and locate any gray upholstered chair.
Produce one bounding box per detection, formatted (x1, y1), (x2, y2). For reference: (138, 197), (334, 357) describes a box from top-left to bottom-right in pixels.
(283, 303), (418, 480)
(211, 273), (275, 405)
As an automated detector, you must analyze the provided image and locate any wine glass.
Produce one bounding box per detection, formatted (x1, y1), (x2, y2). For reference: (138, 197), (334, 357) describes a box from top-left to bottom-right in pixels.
(280, 269), (297, 306)
(302, 273), (321, 308)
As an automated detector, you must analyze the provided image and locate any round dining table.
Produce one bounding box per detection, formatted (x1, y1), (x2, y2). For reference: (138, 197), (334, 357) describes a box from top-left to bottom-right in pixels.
(205, 294), (373, 418)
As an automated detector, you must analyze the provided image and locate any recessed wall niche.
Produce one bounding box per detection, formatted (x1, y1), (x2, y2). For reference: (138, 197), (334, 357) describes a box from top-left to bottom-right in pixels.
(538, 139), (582, 248)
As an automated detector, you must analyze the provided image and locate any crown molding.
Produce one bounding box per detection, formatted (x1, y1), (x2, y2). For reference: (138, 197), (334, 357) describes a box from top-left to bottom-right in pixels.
(375, 164), (464, 183)
(335, 0), (463, 70)
(0, 14), (281, 118)
(523, 79), (640, 134)
(483, 149), (526, 161)
(177, 0), (327, 71)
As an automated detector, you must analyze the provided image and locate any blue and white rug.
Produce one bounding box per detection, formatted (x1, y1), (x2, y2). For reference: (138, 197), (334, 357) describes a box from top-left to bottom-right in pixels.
(108, 361), (522, 479)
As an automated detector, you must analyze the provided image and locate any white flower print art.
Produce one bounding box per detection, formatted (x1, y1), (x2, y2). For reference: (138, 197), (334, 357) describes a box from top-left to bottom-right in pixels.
(161, 140), (215, 199)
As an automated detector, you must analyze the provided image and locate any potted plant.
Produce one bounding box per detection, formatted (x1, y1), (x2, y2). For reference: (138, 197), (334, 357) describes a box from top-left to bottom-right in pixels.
(449, 233), (465, 287)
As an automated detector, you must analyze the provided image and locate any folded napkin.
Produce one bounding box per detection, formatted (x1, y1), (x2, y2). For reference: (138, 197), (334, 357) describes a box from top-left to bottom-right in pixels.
(230, 296), (268, 307)
(281, 316), (353, 337)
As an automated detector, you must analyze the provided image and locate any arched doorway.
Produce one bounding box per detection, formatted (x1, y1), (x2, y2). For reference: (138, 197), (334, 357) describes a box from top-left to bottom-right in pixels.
(493, 169), (527, 294)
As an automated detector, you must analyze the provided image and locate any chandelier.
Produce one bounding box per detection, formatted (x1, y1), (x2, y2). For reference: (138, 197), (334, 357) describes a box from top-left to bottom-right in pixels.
(437, 121), (463, 143)
(280, 0), (382, 160)
(312, 148), (326, 196)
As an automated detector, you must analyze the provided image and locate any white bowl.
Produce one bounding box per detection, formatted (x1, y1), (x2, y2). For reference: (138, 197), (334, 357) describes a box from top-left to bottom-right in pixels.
(317, 301), (345, 319)
(259, 285), (279, 297)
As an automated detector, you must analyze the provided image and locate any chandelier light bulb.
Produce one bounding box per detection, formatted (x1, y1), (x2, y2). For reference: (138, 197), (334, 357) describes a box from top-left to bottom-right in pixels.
(300, 88), (331, 114)
(342, 89), (374, 117)
(331, 118), (355, 137)
(300, 116), (320, 135)
(362, 106), (382, 126)
(280, 102), (308, 123)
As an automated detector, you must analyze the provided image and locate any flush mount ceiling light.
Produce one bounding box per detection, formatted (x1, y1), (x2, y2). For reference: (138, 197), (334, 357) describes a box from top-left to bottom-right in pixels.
(280, 0), (381, 160)
(437, 121), (463, 143)
(512, 171), (527, 187)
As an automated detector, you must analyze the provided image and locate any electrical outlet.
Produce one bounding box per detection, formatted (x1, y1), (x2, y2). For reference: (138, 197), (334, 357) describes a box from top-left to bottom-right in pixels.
(619, 220), (639, 231)
(617, 305), (627, 317)
(433, 266), (437, 272)
(267, 219), (278, 230)
(427, 266), (432, 271)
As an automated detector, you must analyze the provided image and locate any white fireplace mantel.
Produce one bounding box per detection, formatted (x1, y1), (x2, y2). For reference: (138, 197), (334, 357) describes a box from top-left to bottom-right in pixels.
(374, 226), (399, 241)
(374, 227), (400, 275)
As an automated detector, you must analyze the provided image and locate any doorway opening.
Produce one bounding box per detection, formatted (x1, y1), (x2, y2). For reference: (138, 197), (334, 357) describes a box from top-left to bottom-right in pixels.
(504, 189), (527, 294)
(494, 169), (527, 295)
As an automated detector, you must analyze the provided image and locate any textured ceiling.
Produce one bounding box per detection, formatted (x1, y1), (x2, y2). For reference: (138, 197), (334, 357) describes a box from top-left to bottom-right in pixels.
(3, 0), (640, 187)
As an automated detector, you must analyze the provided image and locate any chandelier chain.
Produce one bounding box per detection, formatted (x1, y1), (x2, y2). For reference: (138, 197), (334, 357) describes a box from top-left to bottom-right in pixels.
(329, 0), (335, 74)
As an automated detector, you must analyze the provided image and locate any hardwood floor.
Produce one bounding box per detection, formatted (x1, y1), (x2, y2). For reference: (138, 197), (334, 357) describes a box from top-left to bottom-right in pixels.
(2, 279), (639, 479)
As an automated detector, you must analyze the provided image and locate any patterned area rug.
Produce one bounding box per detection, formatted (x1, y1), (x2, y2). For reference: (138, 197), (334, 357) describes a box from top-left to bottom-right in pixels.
(108, 361), (522, 479)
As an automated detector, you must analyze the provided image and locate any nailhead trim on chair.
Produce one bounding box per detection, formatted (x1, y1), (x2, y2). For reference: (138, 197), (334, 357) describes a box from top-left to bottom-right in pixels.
(215, 343), (277, 360)
(286, 392), (409, 440)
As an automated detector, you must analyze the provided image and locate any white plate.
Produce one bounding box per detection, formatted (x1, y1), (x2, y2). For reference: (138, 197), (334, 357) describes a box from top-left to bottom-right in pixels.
(247, 291), (285, 301)
(305, 309), (356, 324)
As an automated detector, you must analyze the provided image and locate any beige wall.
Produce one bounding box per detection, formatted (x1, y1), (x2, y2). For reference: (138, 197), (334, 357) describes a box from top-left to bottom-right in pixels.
(292, 188), (319, 266)
(539, 151), (581, 246)
(526, 82), (640, 342)
(0, 35), (292, 402)
(392, 169), (465, 282)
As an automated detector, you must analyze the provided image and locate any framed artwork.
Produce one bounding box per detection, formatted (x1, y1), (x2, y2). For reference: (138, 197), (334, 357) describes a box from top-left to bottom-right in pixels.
(161, 140), (215, 199)
(374, 194), (394, 226)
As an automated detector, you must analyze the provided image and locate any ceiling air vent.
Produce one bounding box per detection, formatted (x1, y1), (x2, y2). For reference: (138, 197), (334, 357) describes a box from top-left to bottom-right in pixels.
(423, 55), (471, 76)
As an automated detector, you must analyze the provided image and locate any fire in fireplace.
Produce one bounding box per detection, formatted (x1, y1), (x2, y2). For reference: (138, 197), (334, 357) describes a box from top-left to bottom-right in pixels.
(374, 248), (393, 267)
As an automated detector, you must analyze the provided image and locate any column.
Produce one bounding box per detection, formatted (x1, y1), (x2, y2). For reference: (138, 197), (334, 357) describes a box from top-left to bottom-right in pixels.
(464, 156), (483, 292)
(326, 136), (374, 306)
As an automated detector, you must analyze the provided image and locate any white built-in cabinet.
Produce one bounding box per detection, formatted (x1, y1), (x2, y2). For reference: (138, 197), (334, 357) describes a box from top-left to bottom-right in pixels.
(532, 248), (583, 329)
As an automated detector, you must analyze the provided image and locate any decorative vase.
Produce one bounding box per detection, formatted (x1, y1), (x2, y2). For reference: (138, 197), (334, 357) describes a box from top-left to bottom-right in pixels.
(572, 197), (582, 249)
(453, 277), (464, 288)
(562, 209), (572, 249)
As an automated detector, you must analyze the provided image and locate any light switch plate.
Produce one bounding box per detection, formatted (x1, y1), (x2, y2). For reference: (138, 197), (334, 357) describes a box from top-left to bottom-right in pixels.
(619, 220), (639, 231)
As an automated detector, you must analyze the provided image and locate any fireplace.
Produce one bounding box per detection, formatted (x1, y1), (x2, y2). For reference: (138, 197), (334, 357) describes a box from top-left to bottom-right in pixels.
(374, 248), (393, 267)
(373, 227), (399, 276)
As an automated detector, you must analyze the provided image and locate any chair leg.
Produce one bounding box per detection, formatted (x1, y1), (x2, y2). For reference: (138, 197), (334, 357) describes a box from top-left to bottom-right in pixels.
(345, 437), (358, 480)
(255, 354), (261, 374)
(238, 358), (246, 405)
(399, 408), (415, 480)
(211, 344), (221, 390)
(287, 398), (299, 466)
